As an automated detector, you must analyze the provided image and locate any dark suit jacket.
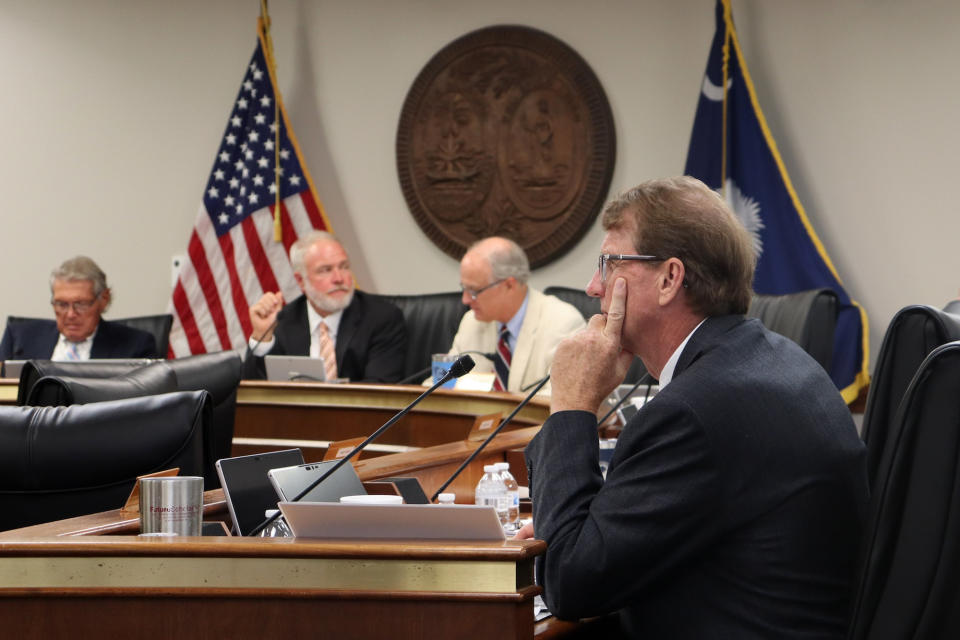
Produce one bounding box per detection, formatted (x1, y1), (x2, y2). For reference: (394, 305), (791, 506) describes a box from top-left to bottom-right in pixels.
(0, 318), (158, 361)
(242, 291), (407, 383)
(525, 315), (869, 638)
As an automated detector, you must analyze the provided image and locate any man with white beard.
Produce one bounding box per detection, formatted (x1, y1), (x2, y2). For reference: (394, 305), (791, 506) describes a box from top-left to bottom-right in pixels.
(241, 230), (407, 382)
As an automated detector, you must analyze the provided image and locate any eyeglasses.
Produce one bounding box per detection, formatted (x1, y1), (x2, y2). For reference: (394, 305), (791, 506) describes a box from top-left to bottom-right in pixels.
(51, 299), (98, 314)
(460, 279), (506, 301)
(598, 254), (664, 284)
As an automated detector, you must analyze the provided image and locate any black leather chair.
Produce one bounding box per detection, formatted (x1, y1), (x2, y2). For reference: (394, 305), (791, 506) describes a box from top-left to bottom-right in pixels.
(17, 351), (243, 489)
(368, 292), (468, 381)
(164, 351), (243, 487)
(860, 305), (960, 491)
(112, 313), (174, 358)
(17, 359), (159, 405)
(943, 298), (960, 315)
(24, 363), (178, 406)
(0, 390), (209, 531)
(848, 340), (960, 640)
(746, 288), (838, 373)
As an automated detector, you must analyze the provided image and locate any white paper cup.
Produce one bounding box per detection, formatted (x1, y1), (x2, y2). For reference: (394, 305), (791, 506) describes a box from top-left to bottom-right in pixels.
(339, 494), (403, 505)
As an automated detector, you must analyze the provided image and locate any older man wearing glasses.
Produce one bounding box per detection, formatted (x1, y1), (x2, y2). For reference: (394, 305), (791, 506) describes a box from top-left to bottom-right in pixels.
(519, 177), (867, 638)
(447, 236), (584, 393)
(0, 256), (157, 361)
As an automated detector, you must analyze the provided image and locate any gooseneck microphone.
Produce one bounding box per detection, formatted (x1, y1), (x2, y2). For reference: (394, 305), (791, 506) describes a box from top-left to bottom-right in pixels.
(596, 372), (654, 426)
(247, 354), (476, 536)
(244, 318), (280, 361)
(430, 373), (550, 502)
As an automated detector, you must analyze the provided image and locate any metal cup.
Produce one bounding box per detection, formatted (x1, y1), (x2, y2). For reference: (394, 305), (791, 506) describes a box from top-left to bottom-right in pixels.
(139, 476), (204, 536)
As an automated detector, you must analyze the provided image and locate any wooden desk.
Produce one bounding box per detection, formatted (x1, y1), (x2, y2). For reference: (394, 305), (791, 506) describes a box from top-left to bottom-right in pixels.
(233, 381), (550, 460)
(0, 418), (608, 638)
(0, 430), (557, 640)
(0, 379), (16, 405)
(0, 535), (543, 640)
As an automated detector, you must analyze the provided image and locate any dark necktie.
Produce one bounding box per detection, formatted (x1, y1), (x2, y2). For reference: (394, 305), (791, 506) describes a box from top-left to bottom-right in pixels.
(493, 326), (511, 391)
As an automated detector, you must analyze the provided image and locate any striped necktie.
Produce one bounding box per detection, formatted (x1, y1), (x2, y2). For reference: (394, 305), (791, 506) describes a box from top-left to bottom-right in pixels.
(66, 342), (81, 360)
(317, 322), (338, 381)
(493, 326), (511, 392)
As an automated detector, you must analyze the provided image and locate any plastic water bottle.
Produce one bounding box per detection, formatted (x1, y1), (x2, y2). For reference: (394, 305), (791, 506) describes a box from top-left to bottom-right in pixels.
(258, 509), (293, 537)
(475, 464), (509, 525)
(495, 462), (520, 529)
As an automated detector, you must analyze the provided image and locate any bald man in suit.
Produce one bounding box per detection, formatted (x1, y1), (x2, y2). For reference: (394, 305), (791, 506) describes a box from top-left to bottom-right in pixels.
(449, 237), (584, 393)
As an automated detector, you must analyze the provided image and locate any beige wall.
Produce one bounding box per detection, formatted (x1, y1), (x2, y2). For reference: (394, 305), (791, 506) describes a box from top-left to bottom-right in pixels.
(2, 0), (959, 372)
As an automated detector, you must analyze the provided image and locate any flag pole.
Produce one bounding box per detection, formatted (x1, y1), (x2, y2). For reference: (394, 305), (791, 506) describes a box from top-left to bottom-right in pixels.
(720, 0), (732, 197)
(260, 0), (283, 243)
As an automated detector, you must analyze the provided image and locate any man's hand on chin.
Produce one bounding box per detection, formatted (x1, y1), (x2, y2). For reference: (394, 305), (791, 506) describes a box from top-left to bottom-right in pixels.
(549, 278), (634, 415)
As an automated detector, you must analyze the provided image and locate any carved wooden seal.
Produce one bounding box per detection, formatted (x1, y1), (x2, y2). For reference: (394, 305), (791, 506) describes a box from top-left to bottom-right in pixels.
(396, 25), (616, 268)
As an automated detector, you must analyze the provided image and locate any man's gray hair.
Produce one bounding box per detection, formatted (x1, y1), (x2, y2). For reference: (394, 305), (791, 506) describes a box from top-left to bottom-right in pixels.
(289, 230), (341, 273)
(472, 237), (530, 285)
(50, 256), (109, 297)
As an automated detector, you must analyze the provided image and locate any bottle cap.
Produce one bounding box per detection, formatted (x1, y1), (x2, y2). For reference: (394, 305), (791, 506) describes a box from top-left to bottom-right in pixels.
(437, 493), (455, 504)
(495, 462), (509, 471)
(483, 464), (497, 472)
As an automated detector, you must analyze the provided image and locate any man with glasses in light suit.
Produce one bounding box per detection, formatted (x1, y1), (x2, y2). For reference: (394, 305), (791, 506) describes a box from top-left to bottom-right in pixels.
(447, 236), (584, 393)
(518, 177), (868, 638)
(0, 256), (157, 361)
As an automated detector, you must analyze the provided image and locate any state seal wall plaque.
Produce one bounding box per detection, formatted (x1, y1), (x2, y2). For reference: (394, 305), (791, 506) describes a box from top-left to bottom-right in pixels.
(396, 25), (616, 268)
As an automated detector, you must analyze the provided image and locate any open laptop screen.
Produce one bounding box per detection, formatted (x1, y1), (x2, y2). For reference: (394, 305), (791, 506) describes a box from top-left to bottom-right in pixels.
(215, 449), (305, 536)
(264, 355), (327, 382)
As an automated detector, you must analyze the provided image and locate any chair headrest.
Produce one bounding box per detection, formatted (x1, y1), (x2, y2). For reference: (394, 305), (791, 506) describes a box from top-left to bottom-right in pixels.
(26, 362), (178, 406)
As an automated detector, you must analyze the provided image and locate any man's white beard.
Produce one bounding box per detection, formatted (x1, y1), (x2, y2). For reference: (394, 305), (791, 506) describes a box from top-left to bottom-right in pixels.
(303, 279), (354, 314)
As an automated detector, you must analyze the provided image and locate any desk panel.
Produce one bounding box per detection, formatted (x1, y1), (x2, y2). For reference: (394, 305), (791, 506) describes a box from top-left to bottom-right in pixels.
(234, 381), (549, 460)
(0, 536), (542, 640)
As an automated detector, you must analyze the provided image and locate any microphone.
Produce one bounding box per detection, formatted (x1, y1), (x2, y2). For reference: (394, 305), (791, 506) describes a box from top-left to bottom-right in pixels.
(596, 373), (654, 426)
(247, 354), (476, 536)
(430, 373), (550, 502)
(519, 373), (550, 393)
(396, 351), (496, 385)
(244, 317), (280, 361)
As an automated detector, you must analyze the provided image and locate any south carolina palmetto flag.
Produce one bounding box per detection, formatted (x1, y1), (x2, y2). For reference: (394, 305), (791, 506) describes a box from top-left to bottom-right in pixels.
(684, 0), (869, 403)
(168, 16), (332, 357)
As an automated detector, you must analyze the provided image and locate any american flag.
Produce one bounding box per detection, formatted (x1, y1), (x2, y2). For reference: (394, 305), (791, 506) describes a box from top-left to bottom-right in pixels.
(168, 18), (331, 357)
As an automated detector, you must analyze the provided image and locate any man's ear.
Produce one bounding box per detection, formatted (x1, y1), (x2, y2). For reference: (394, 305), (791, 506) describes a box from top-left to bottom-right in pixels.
(293, 270), (305, 292)
(99, 287), (112, 312)
(657, 258), (686, 306)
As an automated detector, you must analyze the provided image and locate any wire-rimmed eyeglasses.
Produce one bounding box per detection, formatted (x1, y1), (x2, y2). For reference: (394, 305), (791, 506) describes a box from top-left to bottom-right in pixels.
(51, 299), (97, 314)
(598, 254), (664, 284)
(460, 278), (506, 301)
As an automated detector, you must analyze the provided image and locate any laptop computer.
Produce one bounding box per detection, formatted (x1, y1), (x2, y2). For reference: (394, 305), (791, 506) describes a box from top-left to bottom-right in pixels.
(264, 354), (327, 382)
(215, 449), (305, 536)
(268, 459), (368, 503)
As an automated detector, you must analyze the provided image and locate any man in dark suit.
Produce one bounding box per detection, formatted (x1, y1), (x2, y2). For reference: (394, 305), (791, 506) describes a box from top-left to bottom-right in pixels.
(0, 256), (157, 361)
(519, 177), (868, 638)
(242, 231), (406, 382)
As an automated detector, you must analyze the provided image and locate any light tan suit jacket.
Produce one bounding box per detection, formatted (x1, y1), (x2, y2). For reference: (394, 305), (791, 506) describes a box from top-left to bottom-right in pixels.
(449, 288), (585, 393)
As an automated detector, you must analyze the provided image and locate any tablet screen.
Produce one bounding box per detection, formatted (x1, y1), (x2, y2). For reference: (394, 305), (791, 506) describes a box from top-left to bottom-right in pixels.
(216, 449), (305, 536)
(268, 460), (367, 503)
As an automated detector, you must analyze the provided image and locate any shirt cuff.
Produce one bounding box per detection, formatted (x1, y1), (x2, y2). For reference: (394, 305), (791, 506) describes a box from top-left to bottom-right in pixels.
(248, 336), (276, 357)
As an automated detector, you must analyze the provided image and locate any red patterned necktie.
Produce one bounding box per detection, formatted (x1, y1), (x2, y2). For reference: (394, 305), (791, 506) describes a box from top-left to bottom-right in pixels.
(493, 326), (511, 391)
